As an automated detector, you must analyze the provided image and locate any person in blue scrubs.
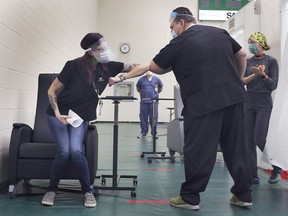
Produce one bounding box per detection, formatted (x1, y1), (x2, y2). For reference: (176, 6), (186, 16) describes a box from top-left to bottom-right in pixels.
(136, 71), (163, 138)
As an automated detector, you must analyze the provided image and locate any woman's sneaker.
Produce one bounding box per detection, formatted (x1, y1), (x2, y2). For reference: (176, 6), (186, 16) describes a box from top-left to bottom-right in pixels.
(42, 191), (56, 206)
(84, 192), (97, 208)
(268, 170), (281, 184)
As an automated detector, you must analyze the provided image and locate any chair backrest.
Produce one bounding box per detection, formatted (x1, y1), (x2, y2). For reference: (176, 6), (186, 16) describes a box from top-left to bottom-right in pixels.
(33, 73), (58, 143)
(174, 84), (184, 119)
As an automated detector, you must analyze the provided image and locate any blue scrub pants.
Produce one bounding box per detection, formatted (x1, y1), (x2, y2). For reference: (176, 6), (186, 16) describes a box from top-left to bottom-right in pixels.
(139, 102), (158, 135)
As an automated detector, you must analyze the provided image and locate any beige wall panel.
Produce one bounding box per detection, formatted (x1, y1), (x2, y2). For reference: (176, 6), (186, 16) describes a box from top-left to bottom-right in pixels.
(0, 0), (99, 185)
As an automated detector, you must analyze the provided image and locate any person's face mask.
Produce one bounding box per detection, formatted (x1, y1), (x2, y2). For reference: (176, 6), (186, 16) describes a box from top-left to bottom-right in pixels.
(146, 71), (152, 76)
(248, 43), (260, 55)
(170, 20), (184, 39)
(95, 50), (110, 63)
(171, 30), (178, 39)
(90, 40), (116, 63)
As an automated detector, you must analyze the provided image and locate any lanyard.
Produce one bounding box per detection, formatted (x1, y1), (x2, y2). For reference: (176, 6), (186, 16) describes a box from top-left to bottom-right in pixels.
(93, 80), (103, 116)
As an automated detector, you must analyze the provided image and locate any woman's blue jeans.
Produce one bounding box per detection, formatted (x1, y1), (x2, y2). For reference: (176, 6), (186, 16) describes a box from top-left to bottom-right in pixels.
(47, 115), (92, 194)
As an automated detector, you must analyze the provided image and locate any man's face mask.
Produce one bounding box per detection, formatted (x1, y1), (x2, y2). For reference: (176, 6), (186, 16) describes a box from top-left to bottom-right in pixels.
(170, 21), (182, 39)
(171, 30), (178, 39)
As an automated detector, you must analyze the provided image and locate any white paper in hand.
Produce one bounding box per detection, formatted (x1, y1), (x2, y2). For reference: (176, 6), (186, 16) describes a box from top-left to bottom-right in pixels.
(67, 109), (83, 128)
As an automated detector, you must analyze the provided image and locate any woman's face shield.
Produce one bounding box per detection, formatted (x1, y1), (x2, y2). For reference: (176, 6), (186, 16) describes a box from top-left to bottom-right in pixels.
(90, 39), (108, 52)
(89, 39), (117, 63)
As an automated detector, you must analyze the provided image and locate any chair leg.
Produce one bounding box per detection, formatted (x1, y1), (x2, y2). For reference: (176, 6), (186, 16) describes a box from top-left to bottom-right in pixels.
(8, 184), (16, 199)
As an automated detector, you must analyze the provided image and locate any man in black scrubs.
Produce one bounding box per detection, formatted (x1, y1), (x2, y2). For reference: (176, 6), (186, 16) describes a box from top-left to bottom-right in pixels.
(149, 7), (253, 210)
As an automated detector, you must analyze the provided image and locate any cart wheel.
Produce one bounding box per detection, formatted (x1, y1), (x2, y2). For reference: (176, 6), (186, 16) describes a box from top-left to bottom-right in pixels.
(148, 159), (152, 163)
(23, 179), (31, 185)
(131, 191), (137, 198)
(8, 185), (16, 199)
(93, 189), (99, 197)
(133, 179), (138, 186)
(140, 154), (145, 158)
(9, 192), (15, 199)
(101, 177), (106, 185)
(169, 149), (176, 156)
(161, 153), (166, 157)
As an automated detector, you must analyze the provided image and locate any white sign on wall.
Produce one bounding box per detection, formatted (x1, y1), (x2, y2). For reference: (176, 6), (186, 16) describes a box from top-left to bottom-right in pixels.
(199, 10), (238, 21)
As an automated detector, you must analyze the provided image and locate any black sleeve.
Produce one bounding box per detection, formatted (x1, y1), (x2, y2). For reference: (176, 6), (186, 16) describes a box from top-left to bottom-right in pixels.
(222, 29), (242, 54)
(58, 61), (73, 86)
(107, 61), (124, 77)
(231, 38), (242, 54)
(152, 42), (176, 70)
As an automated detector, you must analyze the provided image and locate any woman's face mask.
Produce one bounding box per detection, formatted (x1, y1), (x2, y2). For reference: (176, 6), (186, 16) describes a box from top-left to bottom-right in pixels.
(248, 43), (260, 55)
(90, 40), (116, 63)
(95, 50), (110, 63)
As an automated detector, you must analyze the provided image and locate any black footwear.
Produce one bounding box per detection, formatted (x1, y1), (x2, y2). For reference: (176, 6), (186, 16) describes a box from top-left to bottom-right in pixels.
(252, 176), (260, 184)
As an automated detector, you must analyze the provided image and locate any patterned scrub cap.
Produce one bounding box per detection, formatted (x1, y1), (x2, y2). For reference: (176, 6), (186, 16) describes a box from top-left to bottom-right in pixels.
(249, 32), (270, 50)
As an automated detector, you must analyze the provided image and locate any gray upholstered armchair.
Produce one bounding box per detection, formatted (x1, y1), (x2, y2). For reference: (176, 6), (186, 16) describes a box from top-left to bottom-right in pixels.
(167, 85), (184, 157)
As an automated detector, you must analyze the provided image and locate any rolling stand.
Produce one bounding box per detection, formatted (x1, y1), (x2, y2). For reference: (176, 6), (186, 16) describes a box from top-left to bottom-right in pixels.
(140, 98), (176, 163)
(96, 96), (138, 198)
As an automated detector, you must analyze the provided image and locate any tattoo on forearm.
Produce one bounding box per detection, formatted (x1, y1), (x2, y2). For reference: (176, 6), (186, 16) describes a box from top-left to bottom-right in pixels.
(123, 64), (131, 72)
(49, 95), (57, 111)
(123, 63), (139, 72)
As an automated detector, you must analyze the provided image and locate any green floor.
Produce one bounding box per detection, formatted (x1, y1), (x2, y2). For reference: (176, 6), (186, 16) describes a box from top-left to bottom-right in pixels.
(0, 122), (287, 216)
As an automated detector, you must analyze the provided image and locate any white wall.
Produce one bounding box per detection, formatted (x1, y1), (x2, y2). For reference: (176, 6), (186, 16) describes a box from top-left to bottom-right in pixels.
(97, 0), (187, 122)
(0, 0), (99, 185)
(220, 0), (281, 63)
(281, 0), (288, 57)
(96, 0), (224, 122)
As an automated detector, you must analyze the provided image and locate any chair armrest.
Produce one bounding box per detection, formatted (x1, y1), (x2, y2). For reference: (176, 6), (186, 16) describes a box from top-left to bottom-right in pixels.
(8, 123), (33, 184)
(12, 123), (33, 130)
(85, 124), (98, 183)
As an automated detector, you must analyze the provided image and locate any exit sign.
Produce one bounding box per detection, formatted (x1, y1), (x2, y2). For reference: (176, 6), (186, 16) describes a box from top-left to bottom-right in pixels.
(198, 0), (251, 21)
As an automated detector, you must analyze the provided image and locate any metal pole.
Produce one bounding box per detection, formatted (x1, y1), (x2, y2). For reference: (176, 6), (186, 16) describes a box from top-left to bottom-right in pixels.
(112, 100), (119, 188)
